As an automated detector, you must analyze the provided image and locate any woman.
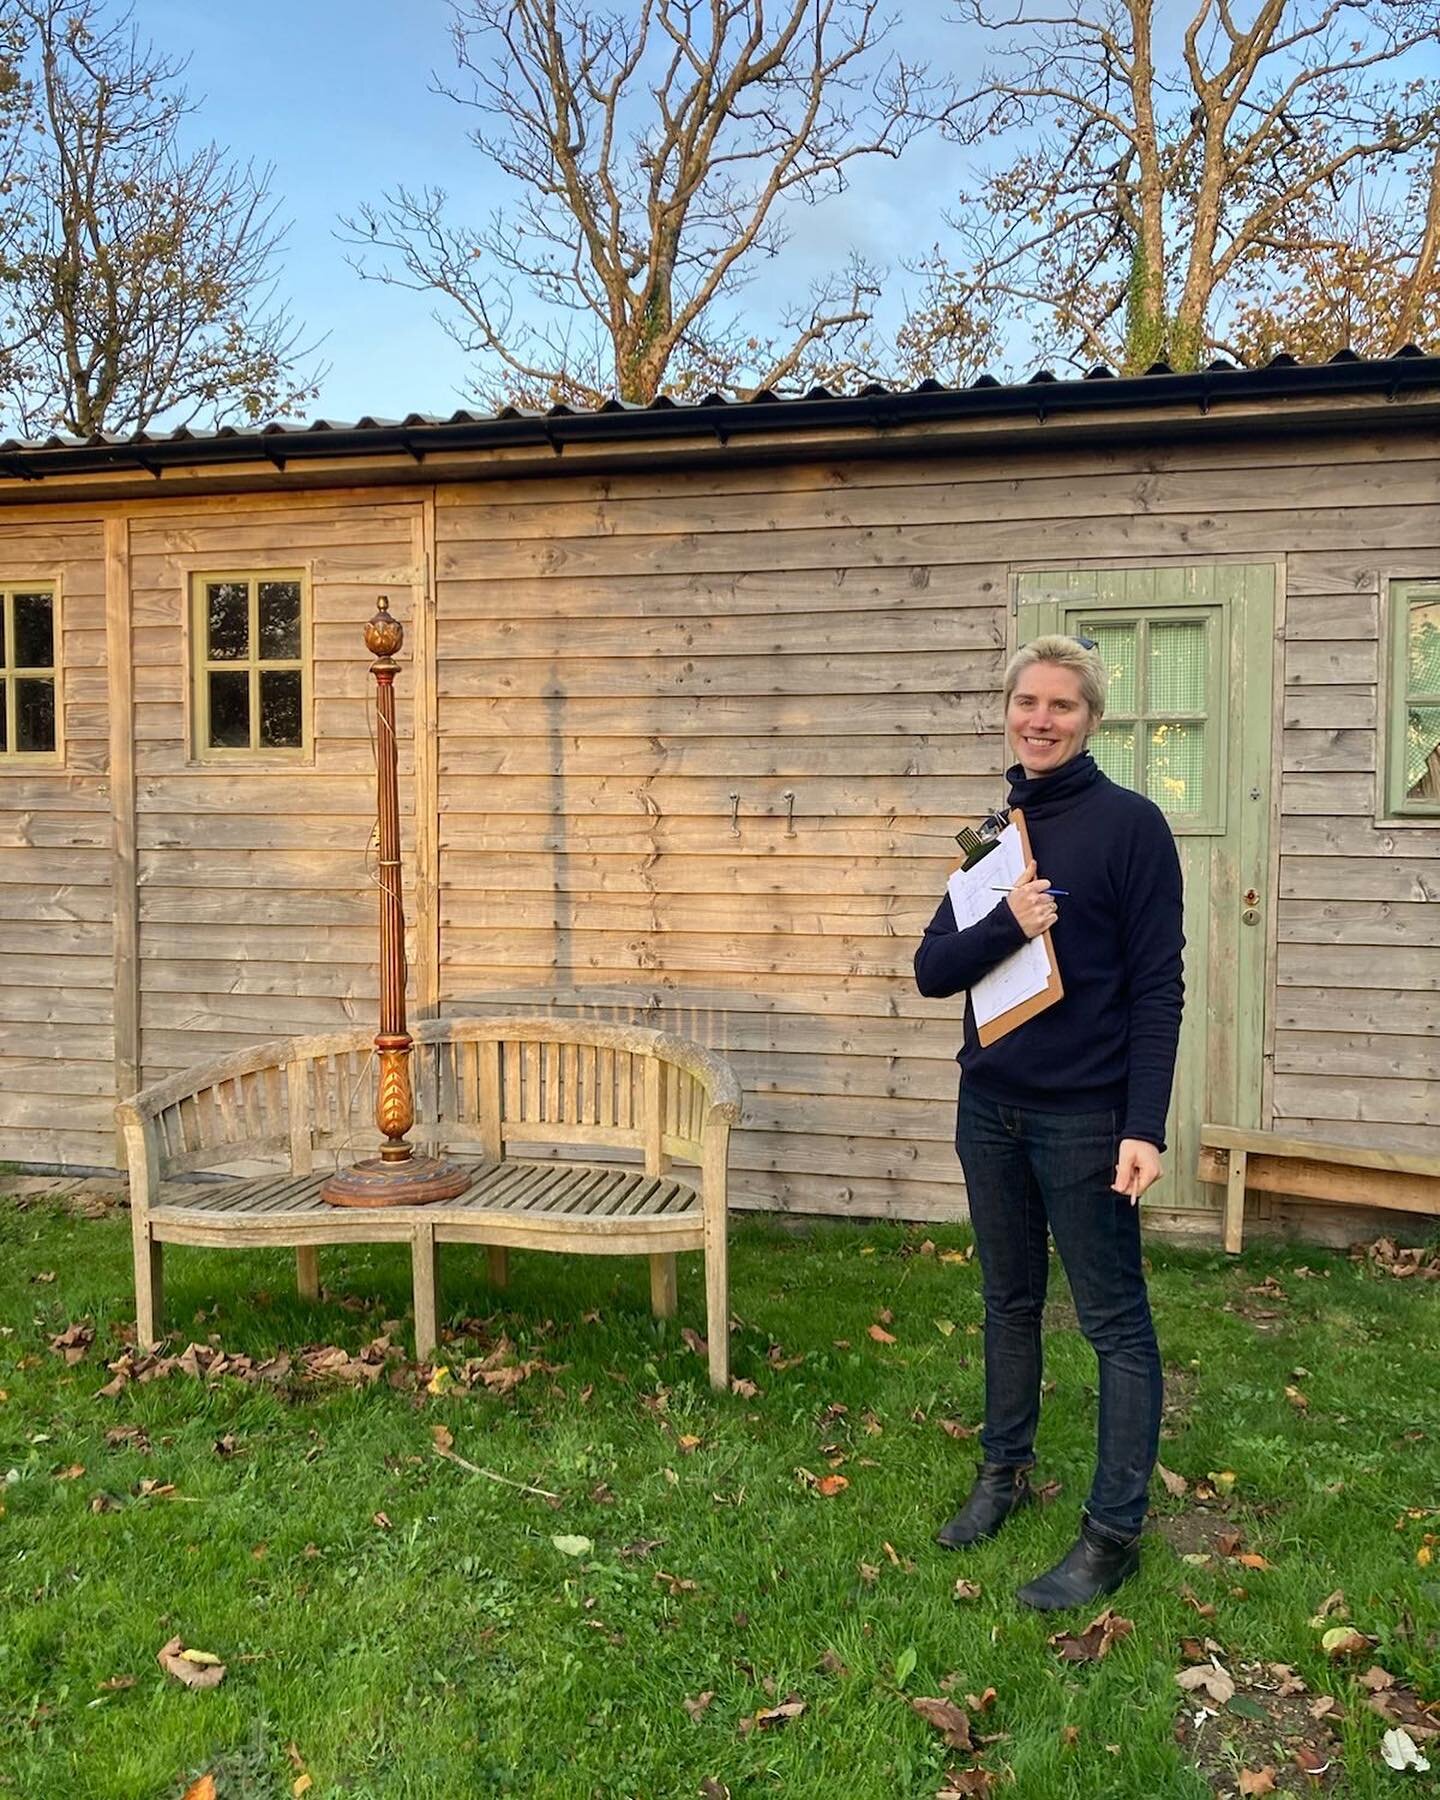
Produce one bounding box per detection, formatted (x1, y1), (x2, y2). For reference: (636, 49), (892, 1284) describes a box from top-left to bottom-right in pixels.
(914, 635), (1184, 1610)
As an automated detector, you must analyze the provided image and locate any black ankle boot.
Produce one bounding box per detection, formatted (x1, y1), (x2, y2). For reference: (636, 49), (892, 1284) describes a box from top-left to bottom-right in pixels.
(935, 1463), (1034, 1550)
(1015, 1516), (1140, 1610)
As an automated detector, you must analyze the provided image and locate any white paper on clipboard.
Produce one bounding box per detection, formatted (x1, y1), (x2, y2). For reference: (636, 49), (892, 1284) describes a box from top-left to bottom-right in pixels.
(946, 821), (1056, 1033)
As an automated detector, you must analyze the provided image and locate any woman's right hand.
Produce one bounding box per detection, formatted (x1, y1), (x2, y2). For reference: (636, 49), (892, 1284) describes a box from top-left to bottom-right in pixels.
(1005, 859), (1058, 939)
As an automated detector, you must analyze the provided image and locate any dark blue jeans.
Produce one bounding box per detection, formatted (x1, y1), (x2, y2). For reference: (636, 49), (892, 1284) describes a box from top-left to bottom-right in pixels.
(955, 1082), (1162, 1540)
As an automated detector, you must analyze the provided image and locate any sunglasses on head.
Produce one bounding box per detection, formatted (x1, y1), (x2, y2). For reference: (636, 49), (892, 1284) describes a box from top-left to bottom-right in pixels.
(1070, 634), (1098, 650)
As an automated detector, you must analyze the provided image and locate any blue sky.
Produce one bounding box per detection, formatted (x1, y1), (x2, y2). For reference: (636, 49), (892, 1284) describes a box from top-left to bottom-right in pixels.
(127, 0), (969, 421)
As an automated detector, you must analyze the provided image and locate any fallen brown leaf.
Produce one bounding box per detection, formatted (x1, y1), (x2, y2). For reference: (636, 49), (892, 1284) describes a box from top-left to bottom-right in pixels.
(729, 1376), (759, 1398)
(97, 1674), (136, 1691)
(181, 1778), (218, 1800)
(1310, 1588), (1347, 1622)
(682, 1690), (715, 1721)
(372, 1511), (393, 1531)
(1175, 1661), (1236, 1706)
(157, 1637), (226, 1690)
(431, 1424), (454, 1453)
(867, 1323), (897, 1344)
(911, 1696), (976, 1752)
(741, 1696), (806, 1735)
(1320, 1627), (1372, 1658)
(938, 1773), (996, 1798)
(1236, 1553), (1273, 1571)
(967, 1686), (998, 1713)
(1238, 1767), (1278, 1795)
(1155, 1462), (1188, 1497)
(53, 1463), (86, 1482)
(939, 1418), (978, 1440)
(818, 1648), (850, 1678)
(48, 1323), (95, 1364)
(952, 1578), (983, 1602)
(1292, 1746), (1331, 1776)
(681, 1327), (708, 1358)
(1359, 1665), (1395, 1692)
(1180, 1586), (1216, 1619)
(1049, 1610), (1133, 1663)
(698, 1781), (730, 1800)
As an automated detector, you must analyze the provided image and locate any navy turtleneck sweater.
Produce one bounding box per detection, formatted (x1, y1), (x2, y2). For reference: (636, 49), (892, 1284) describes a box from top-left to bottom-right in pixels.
(914, 752), (1185, 1149)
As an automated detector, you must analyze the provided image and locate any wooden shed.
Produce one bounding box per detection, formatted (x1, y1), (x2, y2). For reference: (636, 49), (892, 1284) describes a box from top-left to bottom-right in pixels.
(3, 353), (1438, 1242)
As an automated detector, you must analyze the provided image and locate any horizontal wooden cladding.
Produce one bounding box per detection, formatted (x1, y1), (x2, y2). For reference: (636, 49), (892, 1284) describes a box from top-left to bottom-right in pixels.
(437, 772), (995, 817)
(436, 990), (963, 1056)
(0, 1020), (111, 1059)
(1280, 856), (1440, 902)
(439, 891), (936, 937)
(136, 957), (383, 999)
(1272, 1030), (1440, 1080)
(1282, 687), (1375, 730)
(438, 649), (1007, 701)
(129, 510), (415, 557)
(432, 430), (1436, 507)
(0, 775), (111, 811)
(0, 1127), (114, 1167)
(1259, 1116), (1439, 1157)
(138, 922), (406, 964)
(0, 1055), (115, 1096)
(137, 814), (390, 851)
(732, 1167), (965, 1222)
(439, 692), (996, 738)
(1280, 773), (1378, 815)
(1278, 899), (1440, 947)
(441, 928), (916, 980)
(1281, 729), (1374, 774)
(1281, 816), (1440, 859)
(1283, 592), (1378, 640)
(438, 815), (967, 858)
(0, 846), (112, 884)
(436, 730), (1000, 780)
(437, 504), (1440, 582)
(0, 1087), (114, 1135)
(440, 851), (951, 898)
(3, 919), (112, 958)
(439, 565), (1002, 622)
(133, 774), (400, 815)
(436, 459), (1440, 546)
(1277, 943), (1440, 990)
(728, 1126), (958, 1185)
(138, 887), (378, 927)
(139, 992), (371, 1038)
(1272, 1073), (1439, 1129)
(0, 882), (113, 922)
(1274, 987), (1439, 1036)
(426, 608), (1003, 665)
(1284, 641), (1380, 686)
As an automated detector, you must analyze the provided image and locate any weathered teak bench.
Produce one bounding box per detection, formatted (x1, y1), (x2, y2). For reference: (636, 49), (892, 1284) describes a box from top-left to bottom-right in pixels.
(117, 1018), (742, 1390)
(1198, 1123), (1440, 1254)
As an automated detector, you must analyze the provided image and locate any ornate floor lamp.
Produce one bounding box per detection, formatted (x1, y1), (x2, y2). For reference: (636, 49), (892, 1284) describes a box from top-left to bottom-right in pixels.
(321, 597), (470, 1207)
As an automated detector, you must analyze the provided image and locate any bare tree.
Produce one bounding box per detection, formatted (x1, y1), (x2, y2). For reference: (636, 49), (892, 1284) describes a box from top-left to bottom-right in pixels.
(906, 0), (1440, 377)
(0, 0), (320, 439)
(343, 0), (935, 408)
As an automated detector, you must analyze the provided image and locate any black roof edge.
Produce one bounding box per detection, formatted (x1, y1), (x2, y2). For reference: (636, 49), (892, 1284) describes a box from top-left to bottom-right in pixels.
(4, 353), (1439, 481)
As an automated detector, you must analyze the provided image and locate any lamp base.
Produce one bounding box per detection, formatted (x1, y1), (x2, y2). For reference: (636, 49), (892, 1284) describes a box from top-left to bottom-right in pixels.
(320, 1153), (473, 1208)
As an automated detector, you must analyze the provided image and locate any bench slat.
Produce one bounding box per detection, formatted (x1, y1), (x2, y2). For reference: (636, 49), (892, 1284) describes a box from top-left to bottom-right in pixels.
(1200, 1124), (1440, 1179)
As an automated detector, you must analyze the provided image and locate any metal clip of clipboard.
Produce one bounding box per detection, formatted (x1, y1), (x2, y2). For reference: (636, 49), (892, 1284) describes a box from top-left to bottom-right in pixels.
(954, 806), (1011, 871)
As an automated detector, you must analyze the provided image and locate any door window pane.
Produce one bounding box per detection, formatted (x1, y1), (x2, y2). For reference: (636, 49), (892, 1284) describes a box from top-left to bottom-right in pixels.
(208, 670), (250, 747)
(1146, 721), (1205, 815)
(1407, 598), (1440, 693)
(258, 580), (302, 659)
(259, 669), (302, 747)
(206, 582), (250, 660)
(1149, 620), (1207, 713)
(1091, 722), (1136, 786)
(1094, 625), (1137, 714)
(14, 592), (54, 667)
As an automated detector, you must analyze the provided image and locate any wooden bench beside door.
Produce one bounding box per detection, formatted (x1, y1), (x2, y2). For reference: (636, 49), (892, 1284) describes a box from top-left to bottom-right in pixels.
(1198, 1123), (1440, 1254)
(117, 1018), (741, 1390)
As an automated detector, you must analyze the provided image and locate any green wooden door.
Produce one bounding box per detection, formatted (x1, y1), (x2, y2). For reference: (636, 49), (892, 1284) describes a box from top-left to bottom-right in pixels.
(1015, 566), (1274, 1219)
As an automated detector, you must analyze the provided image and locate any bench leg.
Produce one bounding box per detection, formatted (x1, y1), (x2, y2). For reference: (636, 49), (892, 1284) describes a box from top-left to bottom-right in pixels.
(649, 1253), (677, 1320)
(1223, 1150), (1248, 1255)
(412, 1223), (440, 1361)
(296, 1246), (319, 1302)
(487, 1246), (510, 1290)
(134, 1223), (163, 1350)
(704, 1226), (728, 1394)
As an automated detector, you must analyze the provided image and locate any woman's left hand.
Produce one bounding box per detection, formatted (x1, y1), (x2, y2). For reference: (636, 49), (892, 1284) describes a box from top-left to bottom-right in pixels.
(1113, 1138), (1162, 1204)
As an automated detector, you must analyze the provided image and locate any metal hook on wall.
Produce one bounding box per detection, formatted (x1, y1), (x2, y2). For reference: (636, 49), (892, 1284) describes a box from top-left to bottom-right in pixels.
(782, 790), (796, 837)
(728, 792), (741, 836)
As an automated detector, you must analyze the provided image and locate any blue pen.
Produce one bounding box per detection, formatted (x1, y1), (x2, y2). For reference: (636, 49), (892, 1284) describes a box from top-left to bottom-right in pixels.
(991, 885), (1068, 896)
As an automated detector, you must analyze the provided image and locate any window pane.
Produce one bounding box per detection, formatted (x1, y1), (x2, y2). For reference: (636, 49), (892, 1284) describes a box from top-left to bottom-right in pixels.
(208, 670), (250, 747)
(1093, 624), (1137, 714)
(1091, 722), (1136, 788)
(1146, 721), (1205, 815)
(258, 580), (301, 660)
(259, 668), (302, 747)
(15, 677), (56, 752)
(206, 582), (249, 660)
(1149, 619), (1207, 713)
(1405, 705), (1440, 802)
(1409, 598), (1440, 697)
(14, 592), (54, 667)
(0, 680), (6, 750)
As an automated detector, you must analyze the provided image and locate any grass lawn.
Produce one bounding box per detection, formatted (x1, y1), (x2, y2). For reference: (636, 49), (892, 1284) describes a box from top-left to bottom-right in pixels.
(1, 1187), (1437, 1800)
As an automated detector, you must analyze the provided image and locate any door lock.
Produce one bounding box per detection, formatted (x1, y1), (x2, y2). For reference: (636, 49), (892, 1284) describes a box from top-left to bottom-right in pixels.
(1241, 887), (1260, 926)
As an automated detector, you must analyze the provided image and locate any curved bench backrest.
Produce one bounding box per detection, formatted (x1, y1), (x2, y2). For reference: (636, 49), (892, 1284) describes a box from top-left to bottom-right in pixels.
(119, 1017), (740, 1199)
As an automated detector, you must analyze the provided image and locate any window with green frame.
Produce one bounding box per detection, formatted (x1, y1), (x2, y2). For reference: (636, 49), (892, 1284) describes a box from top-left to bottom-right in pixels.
(0, 587), (59, 761)
(1390, 580), (1440, 814)
(1080, 612), (1222, 829)
(191, 572), (308, 758)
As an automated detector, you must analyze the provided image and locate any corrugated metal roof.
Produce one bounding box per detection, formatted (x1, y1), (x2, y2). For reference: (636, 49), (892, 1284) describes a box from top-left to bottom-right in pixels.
(0, 347), (1436, 480)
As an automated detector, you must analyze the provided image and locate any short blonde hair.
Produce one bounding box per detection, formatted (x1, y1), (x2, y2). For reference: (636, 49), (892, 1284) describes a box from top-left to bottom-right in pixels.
(1003, 635), (1107, 721)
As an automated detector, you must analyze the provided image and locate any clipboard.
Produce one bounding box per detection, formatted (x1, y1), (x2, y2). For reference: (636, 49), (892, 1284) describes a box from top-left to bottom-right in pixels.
(948, 807), (1064, 1046)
